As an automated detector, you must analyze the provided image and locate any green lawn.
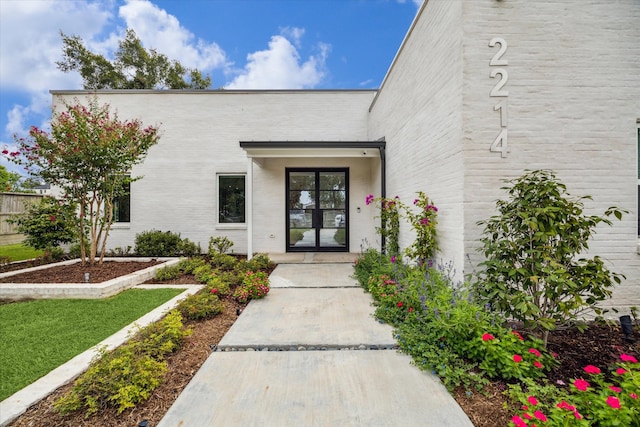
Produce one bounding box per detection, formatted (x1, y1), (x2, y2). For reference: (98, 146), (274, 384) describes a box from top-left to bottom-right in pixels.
(0, 288), (184, 400)
(0, 243), (44, 262)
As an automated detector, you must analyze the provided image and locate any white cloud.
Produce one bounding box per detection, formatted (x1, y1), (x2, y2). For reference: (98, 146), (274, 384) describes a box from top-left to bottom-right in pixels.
(118, 0), (228, 72)
(226, 31), (330, 90)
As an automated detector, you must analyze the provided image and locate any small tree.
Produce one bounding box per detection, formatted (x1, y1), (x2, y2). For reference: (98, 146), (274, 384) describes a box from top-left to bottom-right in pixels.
(8, 196), (77, 257)
(473, 170), (626, 347)
(9, 96), (160, 265)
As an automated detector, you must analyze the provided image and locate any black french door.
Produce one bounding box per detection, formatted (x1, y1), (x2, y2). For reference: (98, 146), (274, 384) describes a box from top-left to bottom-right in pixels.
(286, 168), (348, 251)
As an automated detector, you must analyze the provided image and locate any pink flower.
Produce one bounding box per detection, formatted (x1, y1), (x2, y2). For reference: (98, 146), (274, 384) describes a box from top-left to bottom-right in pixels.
(533, 410), (547, 422)
(574, 411), (583, 420)
(528, 348), (541, 358)
(620, 354), (638, 363)
(573, 379), (590, 391)
(630, 393), (638, 399)
(397, 301), (403, 307)
(609, 386), (622, 393)
(365, 194), (374, 205)
(606, 396), (621, 409)
(420, 218), (429, 225)
(408, 307), (414, 313)
(511, 415), (527, 427)
(513, 354), (523, 363)
(616, 368), (628, 375)
(527, 396), (538, 406)
(522, 413), (532, 420)
(583, 365), (601, 375)
(557, 400), (576, 411)
(482, 333), (495, 341)
(1, 149), (7, 155)
(210, 288), (218, 294)
(512, 330), (523, 340)
(533, 361), (543, 369)
(391, 256), (396, 263)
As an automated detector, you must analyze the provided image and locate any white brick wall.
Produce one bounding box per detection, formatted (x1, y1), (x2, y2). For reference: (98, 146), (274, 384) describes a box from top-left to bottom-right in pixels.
(52, 90), (377, 254)
(368, 0), (467, 273)
(370, 0), (640, 310)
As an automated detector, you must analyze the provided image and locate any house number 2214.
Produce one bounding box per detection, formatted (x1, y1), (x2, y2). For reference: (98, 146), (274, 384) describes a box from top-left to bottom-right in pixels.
(489, 37), (508, 157)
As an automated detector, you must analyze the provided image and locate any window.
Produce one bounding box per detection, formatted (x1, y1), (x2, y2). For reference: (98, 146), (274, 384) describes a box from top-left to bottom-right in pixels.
(218, 175), (245, 223)
(113, 180), (130, 223)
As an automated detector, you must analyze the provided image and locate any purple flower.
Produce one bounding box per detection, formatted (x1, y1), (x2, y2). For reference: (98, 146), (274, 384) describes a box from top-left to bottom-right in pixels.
(365, 194), (374, 205)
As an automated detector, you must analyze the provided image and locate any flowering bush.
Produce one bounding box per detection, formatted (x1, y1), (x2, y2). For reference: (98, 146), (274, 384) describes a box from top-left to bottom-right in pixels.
(468, 329), (556, 382)
(404, 191), (439, 265)
(508, 354), (640, 426)
(366, 194), (401, 256)
(365, 191), (439, 264)
(233, 271), (270, 303)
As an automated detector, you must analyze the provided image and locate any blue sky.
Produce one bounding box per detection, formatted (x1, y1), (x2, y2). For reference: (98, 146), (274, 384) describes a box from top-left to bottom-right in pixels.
(0, 0), (422, 176)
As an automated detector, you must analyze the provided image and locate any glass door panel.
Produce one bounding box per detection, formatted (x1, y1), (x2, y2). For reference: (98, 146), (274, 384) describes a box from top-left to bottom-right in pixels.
(287, 169), (348, 251)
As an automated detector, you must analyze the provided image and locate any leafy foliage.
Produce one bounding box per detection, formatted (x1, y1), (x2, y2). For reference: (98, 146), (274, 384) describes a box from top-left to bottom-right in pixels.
(54, 310), (191, 416)
(208, 236), (234, 254)
(134, 229), (200, 257)
(8, 196), (77, 252)
(177, 292), (222, 320)
(9, 96), (160, 265)
(57, 29), (211, 90)
(473, 170), (626, 345)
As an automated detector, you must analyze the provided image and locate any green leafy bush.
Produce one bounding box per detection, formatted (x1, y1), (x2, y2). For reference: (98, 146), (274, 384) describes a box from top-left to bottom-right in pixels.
(193, 263), (215, 284)
(8, 196), (77, 253)
(209, 251), (236, 270)
(208, 236), (233, 254)
(134, 230), (200, 257)
(206, 276), (231, 296)
(176, 292), (222, 320)
(177, 257), (206, 274)
(473, 170), (627, 346)
(54, 310), (190, 416)
(154, 264), (182, 281)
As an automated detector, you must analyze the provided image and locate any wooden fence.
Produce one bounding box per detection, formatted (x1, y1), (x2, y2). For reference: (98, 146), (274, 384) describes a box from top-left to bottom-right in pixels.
(0, 192), (44, 245)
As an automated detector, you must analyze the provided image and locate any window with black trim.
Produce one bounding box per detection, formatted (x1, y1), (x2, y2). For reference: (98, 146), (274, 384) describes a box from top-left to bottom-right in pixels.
(114, 180), (130, 223)
(218, 174), (245, 223)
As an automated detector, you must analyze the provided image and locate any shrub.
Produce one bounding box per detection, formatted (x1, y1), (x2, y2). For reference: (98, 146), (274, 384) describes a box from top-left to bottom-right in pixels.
(8, 196), (77, 253)
(154, 264), (181, 281)
(54, 310), (190, 416)
(209, 251), (237, 270)
(176, 292), (222, 320)
(233, 270), (270, 303)
(206, 276), (231, 296)
(473, 170), (627, 346)
(134, 230), (200, 257)
(193, 263), (216, 284)
(244, 253), (274, 272)
(208, 236), (233, 254)
(177, 257), (206, 274)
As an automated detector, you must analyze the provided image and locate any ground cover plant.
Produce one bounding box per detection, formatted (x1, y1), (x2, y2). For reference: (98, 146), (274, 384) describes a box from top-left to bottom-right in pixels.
(0, 288), (184, 400)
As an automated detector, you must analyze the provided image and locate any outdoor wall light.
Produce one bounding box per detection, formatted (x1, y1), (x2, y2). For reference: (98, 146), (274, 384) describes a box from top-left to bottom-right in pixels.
(619, 315), (636, 343)
(357, 207), (361, 213)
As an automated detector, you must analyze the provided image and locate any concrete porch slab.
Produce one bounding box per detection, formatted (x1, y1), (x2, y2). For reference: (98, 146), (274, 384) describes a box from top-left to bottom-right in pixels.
(269, 263), (358, 288)
(157, 350), (473, 427)
(218, 288), (394, 349)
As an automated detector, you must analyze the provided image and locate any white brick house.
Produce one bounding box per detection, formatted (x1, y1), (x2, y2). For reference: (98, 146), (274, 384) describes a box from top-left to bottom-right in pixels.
(52, 0), (640, 309)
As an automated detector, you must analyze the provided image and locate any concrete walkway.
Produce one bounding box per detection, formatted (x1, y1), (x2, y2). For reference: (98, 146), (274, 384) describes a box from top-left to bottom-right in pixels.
(158, 260), (473, 426)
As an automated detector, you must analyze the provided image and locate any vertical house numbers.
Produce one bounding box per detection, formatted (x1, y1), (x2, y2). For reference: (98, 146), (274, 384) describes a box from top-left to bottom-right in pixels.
(489, 37), (508, 157)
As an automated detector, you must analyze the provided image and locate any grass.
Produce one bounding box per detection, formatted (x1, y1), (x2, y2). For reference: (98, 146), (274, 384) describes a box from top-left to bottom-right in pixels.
(0, 288), (185, 401)
(0, 243), (44, 262)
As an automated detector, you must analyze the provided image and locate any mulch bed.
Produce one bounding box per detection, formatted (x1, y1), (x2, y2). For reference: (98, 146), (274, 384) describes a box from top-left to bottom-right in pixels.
(0, 261), (162, 284)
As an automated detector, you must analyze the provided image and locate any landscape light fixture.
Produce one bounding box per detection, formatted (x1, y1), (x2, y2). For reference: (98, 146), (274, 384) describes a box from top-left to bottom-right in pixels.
(619, 315), (636, 343)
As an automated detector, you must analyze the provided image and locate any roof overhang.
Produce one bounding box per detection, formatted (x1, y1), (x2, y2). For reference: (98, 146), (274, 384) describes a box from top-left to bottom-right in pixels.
(239, 140), (385, 159)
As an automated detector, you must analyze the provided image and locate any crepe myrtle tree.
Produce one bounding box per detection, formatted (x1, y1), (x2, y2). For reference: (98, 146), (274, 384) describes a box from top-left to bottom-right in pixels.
(7, 96), (160, 265)
(473, 170), (627, 348)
